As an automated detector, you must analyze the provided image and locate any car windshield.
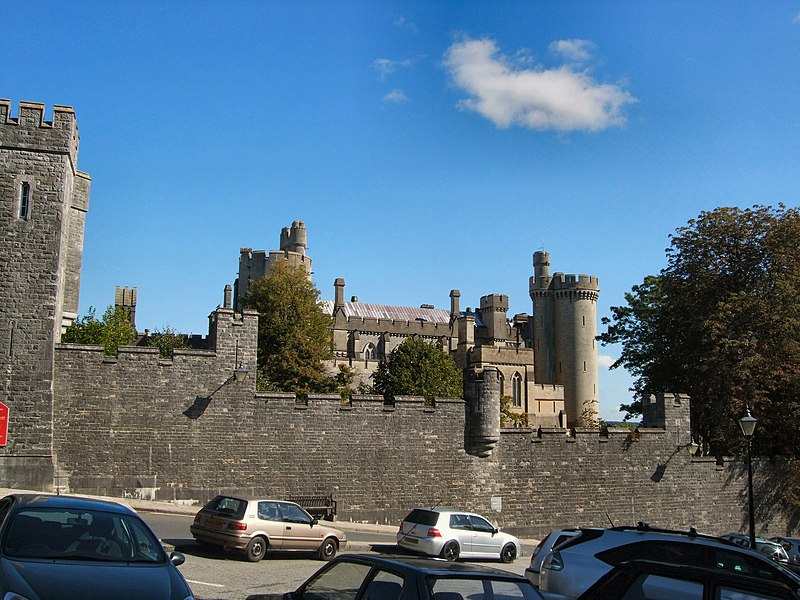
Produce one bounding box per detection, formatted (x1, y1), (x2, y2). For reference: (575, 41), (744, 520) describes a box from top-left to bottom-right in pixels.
(427, 576), (541, 600)
(1, 507), (165, 563)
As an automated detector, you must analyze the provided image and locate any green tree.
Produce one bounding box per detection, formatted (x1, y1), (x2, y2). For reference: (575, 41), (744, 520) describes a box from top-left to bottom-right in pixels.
(62, 305), (137, 356)
(372, 336), (463, 402)
(147, 326), (188, 358)
(600, 205), (800, 462)
(243, 261), (334, 396)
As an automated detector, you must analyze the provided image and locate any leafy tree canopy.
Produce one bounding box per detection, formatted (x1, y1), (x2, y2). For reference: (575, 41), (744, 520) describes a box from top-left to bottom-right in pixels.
(600, 205), (800, 463)
(147, 326), (188, 358)
(243, 261), (334, 396)
(371, 336), (463, 402)
(61, 306), (137, 356)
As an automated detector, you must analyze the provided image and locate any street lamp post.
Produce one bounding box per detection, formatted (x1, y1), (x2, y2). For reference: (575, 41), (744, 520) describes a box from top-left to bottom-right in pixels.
(738, 408), (757, 550)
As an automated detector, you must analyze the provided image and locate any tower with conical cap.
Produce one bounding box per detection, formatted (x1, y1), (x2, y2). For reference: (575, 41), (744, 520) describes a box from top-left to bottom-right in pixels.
(530, 251), (600, 427)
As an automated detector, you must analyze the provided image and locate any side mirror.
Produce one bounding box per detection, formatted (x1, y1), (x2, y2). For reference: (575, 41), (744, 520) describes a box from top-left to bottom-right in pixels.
(170, 551), (186, 567)
(493, 527), (499, 535)
(311, 517), (319, 526)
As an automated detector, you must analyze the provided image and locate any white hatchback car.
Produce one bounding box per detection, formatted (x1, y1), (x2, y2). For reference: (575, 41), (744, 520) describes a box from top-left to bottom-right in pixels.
(396, 508), (521, 563)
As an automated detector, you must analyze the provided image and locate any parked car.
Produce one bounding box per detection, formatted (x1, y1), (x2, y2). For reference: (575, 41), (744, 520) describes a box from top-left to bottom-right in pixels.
(772, 536), (800, 565)
(245, 553), (544, 600)
(539, 523), (800, 600)
(577, 559), (797, 600)
(396, 508), (521, 563)
(190, 495), (347, 562)
(719, 532), (791, 564)
(525, 528), (580, 586)
(0, 493), (194, 600)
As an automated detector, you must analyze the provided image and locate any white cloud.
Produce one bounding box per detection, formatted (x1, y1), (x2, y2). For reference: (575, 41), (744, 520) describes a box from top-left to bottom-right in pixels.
(383, 89), (408, 104)
(371, 57), (413, 80)
(597, 354), (617, 369)
(443, 37), (635, 132)
(549, 39), (594, 63)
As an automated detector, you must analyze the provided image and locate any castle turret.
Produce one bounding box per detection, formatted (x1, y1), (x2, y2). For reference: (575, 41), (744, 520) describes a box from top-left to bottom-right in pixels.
(478, 294), (509, 346)
(530, 252), (600, 427)
(0, 100), (91, 488)
(464, 366), (501, 457)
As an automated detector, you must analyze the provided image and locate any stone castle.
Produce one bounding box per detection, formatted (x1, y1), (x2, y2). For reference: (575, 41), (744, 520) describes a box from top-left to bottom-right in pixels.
(236, 221), (600, 428)
(1, 99), (794, 538)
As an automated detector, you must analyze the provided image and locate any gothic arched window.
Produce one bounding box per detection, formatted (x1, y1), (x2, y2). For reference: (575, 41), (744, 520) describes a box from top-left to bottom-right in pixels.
(512, 372), (522, 407)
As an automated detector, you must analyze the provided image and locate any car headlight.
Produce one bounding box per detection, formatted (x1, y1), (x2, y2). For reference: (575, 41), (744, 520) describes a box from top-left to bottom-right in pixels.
(4, 593), (33, 600)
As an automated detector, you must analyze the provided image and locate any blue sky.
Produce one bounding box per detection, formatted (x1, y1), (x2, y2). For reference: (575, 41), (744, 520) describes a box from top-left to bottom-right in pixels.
(3, 1), (800, 419)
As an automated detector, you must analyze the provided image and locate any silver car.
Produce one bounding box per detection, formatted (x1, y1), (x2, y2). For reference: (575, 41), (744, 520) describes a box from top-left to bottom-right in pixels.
(396, 507), (521, 563)
(190, 495), (347, 562)
(525, 528), (580, 586)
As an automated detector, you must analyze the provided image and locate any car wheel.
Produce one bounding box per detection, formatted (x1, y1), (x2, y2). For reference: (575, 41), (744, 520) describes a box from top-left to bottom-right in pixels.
(500, 543), (517, 563)
(441, 540), (460, 561)
(318, 537), (338, 561)
(244, 537), (267, 562)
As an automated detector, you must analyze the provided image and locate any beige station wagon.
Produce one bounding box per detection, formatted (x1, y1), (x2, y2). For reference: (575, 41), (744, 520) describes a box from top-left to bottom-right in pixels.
(190, 495), (347, 562)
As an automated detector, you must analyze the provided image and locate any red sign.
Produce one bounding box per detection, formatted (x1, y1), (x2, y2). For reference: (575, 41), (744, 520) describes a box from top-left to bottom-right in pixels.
(0, 403), (8, 446)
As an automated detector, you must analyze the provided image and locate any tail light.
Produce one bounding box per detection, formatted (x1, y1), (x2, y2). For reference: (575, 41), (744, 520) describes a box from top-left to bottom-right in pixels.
(398, 522), (405, 534)
(427, 527), (442, 538)
(193, 514), (201, 523)
(227, 521), (247, 531)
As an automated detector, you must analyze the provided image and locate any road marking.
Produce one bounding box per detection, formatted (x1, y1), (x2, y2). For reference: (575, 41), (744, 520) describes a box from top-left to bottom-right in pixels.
(186, 579), (225, 588)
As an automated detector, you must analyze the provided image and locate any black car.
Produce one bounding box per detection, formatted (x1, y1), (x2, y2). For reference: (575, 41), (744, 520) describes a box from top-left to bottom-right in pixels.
(246, 553), (543, 600)
(0, 493), (194, 600)
(578, 559), (797, 600)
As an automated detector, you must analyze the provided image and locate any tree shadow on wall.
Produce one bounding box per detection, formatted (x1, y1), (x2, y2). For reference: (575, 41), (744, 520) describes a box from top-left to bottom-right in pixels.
(183, 396), (212, 419)
(725, 456), (800, 534)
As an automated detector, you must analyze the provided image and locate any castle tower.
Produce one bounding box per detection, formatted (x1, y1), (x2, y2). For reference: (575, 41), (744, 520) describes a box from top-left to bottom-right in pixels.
(234, 221), (312, 310)
(530, 251), (600, 427)
(0, 100), (91, 488)
(477, 294), (509, 346)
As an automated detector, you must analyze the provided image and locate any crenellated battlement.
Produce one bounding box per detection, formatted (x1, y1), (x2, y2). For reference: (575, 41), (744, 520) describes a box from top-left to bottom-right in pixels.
(550, 272), (600, 291)
(0, 100), (80, 170)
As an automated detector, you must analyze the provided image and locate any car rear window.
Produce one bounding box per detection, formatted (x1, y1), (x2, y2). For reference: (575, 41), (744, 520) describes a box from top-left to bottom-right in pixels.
(596, 541), (706, 567)
(204, 496), (247, 519)
(403, 509), (439, 526)
(427, 576), (540, 599)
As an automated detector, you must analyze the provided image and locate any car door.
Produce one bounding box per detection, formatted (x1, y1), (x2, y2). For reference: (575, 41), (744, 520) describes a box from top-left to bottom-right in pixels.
(276, 502), (318, 550)
(468, 514), (501, 557)
(448, 513), (473, 553)
(256, 501), (284, 549)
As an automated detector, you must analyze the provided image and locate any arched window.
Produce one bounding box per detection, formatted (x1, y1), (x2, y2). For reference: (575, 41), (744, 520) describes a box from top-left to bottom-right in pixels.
(511, 372), (522, 407)
(19, 182), (30, 221)
(364, 343), (375, 361)
(498, 371), (505, 397)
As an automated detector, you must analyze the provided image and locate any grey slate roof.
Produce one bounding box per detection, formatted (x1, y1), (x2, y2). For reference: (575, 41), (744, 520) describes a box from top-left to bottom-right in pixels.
(320, 300), (451, 324)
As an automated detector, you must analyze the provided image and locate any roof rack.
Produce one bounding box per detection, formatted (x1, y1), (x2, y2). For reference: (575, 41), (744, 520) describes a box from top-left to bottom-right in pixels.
(610, 522), (716, 540)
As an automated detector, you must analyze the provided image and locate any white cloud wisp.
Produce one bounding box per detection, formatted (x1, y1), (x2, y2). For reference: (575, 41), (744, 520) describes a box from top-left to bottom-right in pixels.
(443, 38), (635, 132)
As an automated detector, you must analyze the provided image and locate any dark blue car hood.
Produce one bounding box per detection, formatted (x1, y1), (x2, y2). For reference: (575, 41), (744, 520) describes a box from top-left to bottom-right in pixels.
(1, 557), (191, 600)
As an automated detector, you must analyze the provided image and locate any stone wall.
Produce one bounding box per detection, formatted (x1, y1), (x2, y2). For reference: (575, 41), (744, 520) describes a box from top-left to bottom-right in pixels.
(52, 329), (796, 537)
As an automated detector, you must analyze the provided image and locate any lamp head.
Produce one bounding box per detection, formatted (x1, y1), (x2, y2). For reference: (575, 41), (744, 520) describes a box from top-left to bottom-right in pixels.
(738, 407), (757, 438)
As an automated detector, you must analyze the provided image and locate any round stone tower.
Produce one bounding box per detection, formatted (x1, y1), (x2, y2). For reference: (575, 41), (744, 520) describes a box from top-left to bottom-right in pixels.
(530, 251), (600, 427)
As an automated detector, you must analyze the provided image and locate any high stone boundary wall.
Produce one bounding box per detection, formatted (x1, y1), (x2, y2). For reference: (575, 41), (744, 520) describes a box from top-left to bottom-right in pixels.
(52, 333), (799, 538)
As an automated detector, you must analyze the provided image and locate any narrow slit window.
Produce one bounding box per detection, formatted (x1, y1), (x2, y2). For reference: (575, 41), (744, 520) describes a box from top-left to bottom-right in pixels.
(19, 183), (30, 221)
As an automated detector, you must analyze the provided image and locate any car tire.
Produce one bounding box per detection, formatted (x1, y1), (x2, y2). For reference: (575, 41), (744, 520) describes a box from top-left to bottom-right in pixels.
(318, 537), (338, 561)
(500, 543), (517, 563)
(441, 540), (460, 561)
(244, 536), (267, 562)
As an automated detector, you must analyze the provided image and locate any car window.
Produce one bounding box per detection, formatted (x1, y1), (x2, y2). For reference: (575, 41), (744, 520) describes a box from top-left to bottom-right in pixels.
(468, 516), (496, 533)
(301, 560), (372, 600)
(597, 541), (707, 567)
(450, 514), (471, 530)
(552, 533), (576, 548)
(363, 570), (404, 600)
(279, 502), (312, 524)
(717, 587), (790, 600)
(0, 498), (13, 527)
(258, 501), (280, 521)
(206, 496), (247, 519)
(712, 548), (783, 581)
(620, 574), (703, 600)
(403, 509), (439, 526)
(428, 576), (540, 600)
